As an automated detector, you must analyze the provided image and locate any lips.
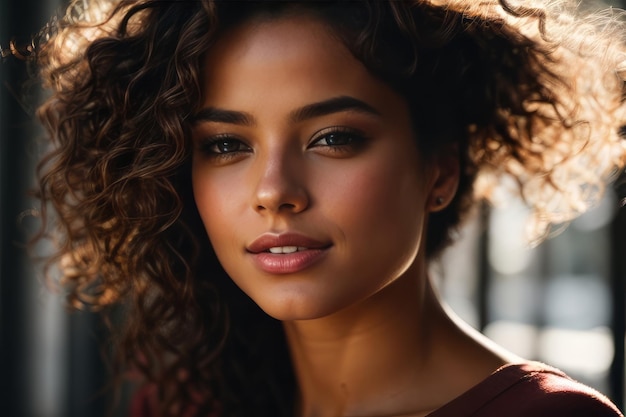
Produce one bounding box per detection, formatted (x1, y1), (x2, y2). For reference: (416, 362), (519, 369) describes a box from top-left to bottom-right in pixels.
(246, 233), (331, 274)
(247, 233), (330, 254)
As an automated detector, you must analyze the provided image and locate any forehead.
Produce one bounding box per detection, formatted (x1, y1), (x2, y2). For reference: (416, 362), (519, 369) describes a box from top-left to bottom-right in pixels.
(195, 12), (414, 136)
(199, 15), (384, 109)
(208, 11), (343, 58)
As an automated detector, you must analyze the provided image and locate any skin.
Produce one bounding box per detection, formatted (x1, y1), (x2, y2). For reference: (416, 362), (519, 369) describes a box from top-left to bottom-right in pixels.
(191, 14), (521, 417)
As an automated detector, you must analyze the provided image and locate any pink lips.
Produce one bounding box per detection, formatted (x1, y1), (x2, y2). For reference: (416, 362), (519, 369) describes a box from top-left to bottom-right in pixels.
(247, 233), (331, 274)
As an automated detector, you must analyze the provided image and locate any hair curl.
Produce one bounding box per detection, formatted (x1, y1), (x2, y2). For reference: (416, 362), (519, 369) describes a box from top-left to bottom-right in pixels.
(32, 0), (626, 416)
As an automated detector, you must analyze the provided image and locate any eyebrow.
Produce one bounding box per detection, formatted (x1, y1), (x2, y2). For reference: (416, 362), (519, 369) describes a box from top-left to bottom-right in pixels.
(191, 107), (254, 126)
(289, 95), (381, 122)
(191, 95), (381, 126)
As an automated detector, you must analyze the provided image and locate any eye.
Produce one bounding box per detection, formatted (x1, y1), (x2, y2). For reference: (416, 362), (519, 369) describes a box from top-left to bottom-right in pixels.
(196, 135), (252, 161)
(309, 127), (367, 155)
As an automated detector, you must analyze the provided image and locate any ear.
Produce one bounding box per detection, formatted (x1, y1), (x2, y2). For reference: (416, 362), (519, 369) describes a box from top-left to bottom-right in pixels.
(426, 143), (460, 213)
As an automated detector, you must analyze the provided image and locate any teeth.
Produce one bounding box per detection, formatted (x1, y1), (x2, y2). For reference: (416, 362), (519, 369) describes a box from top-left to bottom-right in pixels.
(268, 246), (307, 254)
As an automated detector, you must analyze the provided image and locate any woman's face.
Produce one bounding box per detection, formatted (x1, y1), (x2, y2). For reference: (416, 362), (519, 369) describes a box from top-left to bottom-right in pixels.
(191, 14), (455, 321)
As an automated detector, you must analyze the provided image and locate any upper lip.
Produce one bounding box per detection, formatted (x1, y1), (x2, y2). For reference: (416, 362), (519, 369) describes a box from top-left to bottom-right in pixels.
(247, 233), (331, 254)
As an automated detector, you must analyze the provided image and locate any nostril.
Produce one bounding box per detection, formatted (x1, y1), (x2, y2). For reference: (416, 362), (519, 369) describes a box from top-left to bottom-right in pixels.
(253, 174), (310, 214)
(255, 202), (298, 213)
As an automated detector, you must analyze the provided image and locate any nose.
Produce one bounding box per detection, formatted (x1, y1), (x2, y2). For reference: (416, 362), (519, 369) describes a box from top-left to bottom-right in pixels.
(253, 149), (309, 215)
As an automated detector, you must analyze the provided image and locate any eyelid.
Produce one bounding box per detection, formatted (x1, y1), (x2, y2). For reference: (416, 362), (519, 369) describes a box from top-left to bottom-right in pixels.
(196, 133), (252, 159)
(197, 132), (247, 147)
(309, 125), (368, 147)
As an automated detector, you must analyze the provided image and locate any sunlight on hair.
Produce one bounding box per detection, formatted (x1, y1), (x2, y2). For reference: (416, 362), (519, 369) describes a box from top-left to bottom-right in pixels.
(42, 0), (118, 76)
(461, 0), (626, 247)
(70, 0), (112, 23)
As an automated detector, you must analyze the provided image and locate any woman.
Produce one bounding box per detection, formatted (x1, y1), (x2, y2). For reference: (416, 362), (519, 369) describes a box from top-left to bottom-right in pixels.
(31, 0), (626, 416)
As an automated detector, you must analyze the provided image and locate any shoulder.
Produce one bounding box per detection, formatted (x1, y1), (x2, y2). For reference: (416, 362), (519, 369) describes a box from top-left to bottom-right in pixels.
(505, 363), (623, 417)
(430, 362), (623, 417)
(480, 362), (623, 417)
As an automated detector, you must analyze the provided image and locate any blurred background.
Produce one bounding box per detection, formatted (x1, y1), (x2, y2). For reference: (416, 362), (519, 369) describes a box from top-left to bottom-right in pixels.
(2, 0), (626, 416)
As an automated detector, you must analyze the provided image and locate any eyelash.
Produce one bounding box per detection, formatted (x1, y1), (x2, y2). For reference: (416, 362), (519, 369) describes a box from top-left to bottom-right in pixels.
(196, 126), (367, 161)
(308, 126), (368, 154)
(197, 134), (252, 161)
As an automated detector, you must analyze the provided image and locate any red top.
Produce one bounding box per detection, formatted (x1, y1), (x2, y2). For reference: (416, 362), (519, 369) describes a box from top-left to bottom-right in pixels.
(131, 362), (623, 416)
(428, 362), (623, 417)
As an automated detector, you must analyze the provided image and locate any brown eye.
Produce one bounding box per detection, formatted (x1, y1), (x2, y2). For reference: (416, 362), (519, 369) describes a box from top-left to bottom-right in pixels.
(309, 127), (367, 153)
(212, 139), (247, 153)
(199, 136), (252, 155)
(315, 132), (356, 147)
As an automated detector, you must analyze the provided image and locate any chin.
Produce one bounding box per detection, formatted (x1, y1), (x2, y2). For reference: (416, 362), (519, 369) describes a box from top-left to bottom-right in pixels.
(255, 294), (347, 322)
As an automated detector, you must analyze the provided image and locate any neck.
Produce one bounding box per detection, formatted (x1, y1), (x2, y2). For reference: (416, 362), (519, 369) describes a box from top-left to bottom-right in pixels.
(283, 260), (446, 417)
(283, 261), (516, 417)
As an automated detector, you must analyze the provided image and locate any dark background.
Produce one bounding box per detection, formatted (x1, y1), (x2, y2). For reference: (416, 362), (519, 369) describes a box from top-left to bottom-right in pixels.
(1, 0), (113, 416)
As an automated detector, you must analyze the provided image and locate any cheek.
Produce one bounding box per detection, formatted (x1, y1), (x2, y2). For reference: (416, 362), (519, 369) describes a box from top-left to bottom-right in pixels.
(323, 154), (426, 235)
(316, 151), (429, 285)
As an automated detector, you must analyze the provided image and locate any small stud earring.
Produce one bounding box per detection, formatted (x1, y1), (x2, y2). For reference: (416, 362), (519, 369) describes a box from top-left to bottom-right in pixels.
(435, 196), (445, 206)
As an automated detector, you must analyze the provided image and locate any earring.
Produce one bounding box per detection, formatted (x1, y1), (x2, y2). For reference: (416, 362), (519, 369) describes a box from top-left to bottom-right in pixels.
(435, 196), (445, 206)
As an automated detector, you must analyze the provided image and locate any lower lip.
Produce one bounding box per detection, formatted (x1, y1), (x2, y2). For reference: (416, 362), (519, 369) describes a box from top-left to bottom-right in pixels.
(249, 249), (328, 274)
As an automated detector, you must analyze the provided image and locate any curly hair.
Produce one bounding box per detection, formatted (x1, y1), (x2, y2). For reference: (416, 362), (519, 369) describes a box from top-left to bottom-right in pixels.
(31, 0), (626, 416)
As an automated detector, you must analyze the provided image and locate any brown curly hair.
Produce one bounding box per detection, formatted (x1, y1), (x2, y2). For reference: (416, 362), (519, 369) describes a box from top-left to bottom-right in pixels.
(32, 0), (626, 415)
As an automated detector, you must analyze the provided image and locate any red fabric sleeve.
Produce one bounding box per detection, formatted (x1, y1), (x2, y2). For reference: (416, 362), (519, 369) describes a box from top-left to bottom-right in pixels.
(430, 362), (623, 417)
